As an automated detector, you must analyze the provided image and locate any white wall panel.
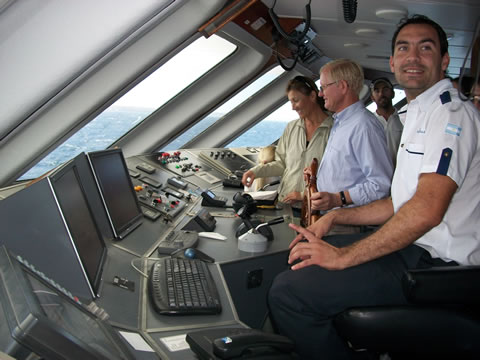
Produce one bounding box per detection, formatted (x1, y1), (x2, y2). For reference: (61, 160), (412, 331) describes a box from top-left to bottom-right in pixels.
(0, 0), (172, 139)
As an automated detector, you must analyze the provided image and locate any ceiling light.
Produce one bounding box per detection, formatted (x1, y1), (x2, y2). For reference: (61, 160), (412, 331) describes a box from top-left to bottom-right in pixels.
(344, 43), (367, 48)
(375, 8), (408, 20)
(355, 28), (381, 36)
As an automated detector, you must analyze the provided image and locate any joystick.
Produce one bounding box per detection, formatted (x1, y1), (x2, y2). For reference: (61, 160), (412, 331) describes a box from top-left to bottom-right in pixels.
(183, 248), (215, 263)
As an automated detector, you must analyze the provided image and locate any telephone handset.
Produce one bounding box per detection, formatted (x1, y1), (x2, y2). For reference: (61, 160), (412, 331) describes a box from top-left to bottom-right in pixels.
(213, 330), (294, 359)
(186, 327), (296, 360)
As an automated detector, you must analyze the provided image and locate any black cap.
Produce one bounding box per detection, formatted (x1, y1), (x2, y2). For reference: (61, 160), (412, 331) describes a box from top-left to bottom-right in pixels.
(370, 77), (394, 90)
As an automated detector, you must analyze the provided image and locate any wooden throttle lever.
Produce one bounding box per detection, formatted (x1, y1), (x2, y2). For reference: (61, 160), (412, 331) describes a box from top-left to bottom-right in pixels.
(300, 158), (321, 227)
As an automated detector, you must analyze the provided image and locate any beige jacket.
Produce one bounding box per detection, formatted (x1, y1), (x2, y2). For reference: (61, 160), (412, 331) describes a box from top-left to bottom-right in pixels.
(250, 116), (333, 203)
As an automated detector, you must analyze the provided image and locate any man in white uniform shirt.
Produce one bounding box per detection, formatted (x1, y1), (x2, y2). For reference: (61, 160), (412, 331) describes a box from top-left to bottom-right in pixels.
(268, 15), (480, 359)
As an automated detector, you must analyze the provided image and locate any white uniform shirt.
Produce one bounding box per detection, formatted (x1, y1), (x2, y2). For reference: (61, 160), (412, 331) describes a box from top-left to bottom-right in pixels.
(392, 79), (480, 265)
(374, 109), (404, 167)
(373, 112), (388, 129)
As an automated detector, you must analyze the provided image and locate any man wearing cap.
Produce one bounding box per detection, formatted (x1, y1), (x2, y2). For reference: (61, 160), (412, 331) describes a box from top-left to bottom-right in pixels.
(370, 77), (404, 166)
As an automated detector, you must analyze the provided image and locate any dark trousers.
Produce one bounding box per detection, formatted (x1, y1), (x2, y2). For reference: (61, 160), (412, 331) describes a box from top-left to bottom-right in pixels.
(268, 233), (455, 360)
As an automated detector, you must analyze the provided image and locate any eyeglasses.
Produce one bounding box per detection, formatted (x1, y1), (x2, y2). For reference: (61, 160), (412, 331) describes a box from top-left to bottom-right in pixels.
(319, 81), (338, 93)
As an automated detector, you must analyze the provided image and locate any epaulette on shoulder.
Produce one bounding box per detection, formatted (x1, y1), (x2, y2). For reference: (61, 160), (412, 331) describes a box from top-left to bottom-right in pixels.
(439, 91), (451, 105)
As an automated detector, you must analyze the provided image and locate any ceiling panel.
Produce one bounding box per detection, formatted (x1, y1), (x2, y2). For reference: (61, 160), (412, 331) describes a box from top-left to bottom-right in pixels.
(262, 0), (479, 78)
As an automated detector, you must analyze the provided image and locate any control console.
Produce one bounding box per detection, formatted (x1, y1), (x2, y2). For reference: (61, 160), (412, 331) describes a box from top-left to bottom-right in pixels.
(145, 151), (211, 177)
(133, 181), (189, 221)
(197, 149), (255, 177)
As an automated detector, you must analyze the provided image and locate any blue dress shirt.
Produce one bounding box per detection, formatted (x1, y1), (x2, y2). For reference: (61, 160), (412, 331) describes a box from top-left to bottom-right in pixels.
(316, 101), (393, 206)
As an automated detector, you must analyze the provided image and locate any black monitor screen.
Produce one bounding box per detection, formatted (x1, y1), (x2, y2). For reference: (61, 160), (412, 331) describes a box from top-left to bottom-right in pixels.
(50, 162), (107, 298)
(0, 246), (134, 360)
(87, 149), (143, 239)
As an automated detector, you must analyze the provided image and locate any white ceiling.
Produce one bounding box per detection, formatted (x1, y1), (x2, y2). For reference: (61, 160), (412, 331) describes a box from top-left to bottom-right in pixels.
(262, 0), (479, 77)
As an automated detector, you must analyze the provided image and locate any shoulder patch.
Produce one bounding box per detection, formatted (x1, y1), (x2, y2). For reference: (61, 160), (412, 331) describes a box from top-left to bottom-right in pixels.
(440, 91), (451, 104)
(436, 148), (452, 175)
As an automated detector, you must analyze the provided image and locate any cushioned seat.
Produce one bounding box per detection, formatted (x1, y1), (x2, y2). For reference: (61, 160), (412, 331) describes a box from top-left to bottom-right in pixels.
(334, 266), (480, 359)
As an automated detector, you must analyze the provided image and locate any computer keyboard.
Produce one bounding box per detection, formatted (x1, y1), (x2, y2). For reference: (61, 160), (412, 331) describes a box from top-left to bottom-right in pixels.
(149, 257), (222, 315)
(157, 230), (199, 255)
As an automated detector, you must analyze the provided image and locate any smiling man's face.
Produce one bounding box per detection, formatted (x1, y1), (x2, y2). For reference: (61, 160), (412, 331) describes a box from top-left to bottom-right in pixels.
(390, 23), (449, 101)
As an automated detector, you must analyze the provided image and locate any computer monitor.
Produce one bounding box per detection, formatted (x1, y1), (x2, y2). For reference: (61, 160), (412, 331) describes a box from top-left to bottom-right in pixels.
(0, 246), (135, 360)
(71, 152), (115, 242)
(49, 159), (107, 299)
(87, 149), (143, 240)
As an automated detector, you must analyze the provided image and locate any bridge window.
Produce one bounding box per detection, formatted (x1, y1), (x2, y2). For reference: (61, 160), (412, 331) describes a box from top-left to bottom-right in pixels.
(366, 88), (406, 113)
(227, 80), (321, 148)
(19, 35), (236, 180)
(160, 65), (285, 151)
(227, 102), (296, 148)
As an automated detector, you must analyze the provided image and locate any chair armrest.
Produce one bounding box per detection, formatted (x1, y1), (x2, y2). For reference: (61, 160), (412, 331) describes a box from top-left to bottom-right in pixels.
(402, 265), (480, 305)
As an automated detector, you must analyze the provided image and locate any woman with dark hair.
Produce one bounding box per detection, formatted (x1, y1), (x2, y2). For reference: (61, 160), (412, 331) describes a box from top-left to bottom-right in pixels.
(242, 75), (333, 208)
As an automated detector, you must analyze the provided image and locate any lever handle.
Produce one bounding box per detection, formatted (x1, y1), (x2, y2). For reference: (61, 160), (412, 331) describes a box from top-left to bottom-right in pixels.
(267, 216), (285, 226)
(261, 179), (281, 191)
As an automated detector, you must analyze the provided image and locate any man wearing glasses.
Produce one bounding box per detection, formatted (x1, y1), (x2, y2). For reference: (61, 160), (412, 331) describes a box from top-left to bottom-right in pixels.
(308, 59), (393, 219)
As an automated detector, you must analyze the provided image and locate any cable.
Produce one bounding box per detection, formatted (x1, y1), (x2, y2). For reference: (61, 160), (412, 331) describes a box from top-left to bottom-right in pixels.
(457, 16), (480, 102)
(130, 257), (149, 278)
(269, 1), (312, 71)
(269, 0), (312, 44)
(268, 0), (312, 71)
(275, 42), (300, 71)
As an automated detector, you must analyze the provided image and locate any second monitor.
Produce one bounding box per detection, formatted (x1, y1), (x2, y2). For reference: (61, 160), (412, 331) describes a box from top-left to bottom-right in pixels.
(87, 148), (143, 240)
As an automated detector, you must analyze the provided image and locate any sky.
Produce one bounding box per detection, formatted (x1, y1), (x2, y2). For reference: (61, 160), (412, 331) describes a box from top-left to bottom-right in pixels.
(113, 35), (297, 122)
(115, 35), (236, 109)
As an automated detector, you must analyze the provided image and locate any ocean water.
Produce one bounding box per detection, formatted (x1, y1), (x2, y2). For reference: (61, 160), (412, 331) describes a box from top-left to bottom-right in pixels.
(20, 106), (288, 180)
(227, 121), (286, 147)
(20, 107), (151, 179)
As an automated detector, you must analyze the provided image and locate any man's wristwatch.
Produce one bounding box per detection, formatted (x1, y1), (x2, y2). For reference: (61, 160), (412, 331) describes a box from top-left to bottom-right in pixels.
(339, 191), (347, 206)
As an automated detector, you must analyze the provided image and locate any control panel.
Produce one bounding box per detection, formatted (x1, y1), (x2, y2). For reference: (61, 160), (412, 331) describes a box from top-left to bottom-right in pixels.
(125, 157), (193, 221)
(144, 151), (212, 177)
(195, 149), (255, 177)
(134, 185), (188, 221)
(230, 146), (262, 164)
